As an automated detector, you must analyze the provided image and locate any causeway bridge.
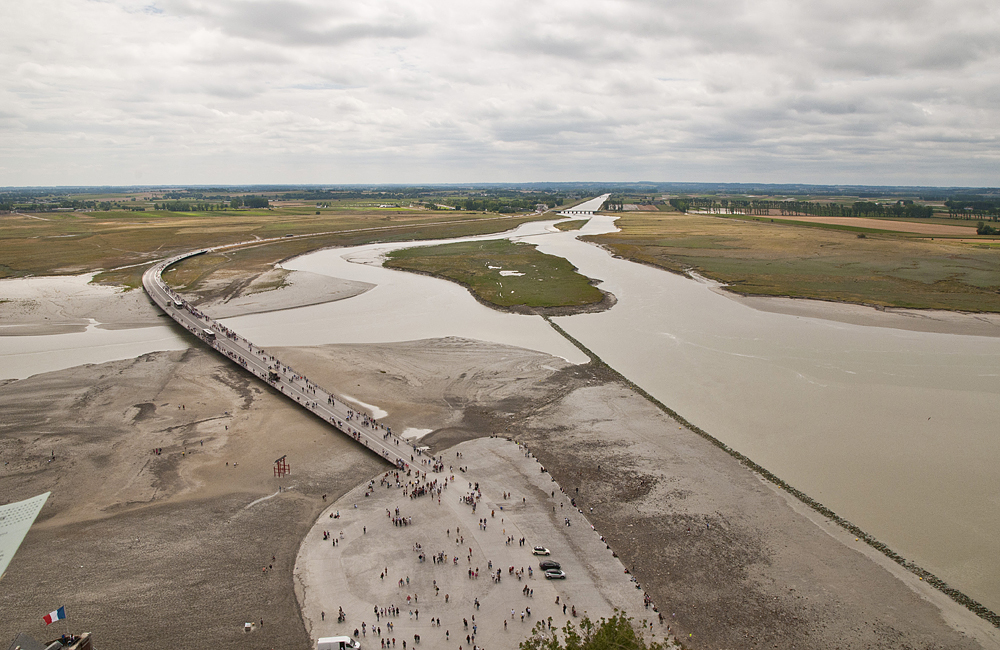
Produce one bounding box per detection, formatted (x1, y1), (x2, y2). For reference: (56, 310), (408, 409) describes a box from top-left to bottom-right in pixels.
(142, 249), (421, 471)
(558, 193), (610, 217)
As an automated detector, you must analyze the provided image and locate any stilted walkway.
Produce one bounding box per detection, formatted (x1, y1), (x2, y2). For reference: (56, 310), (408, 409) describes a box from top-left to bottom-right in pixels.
(142, 250), (429, 472)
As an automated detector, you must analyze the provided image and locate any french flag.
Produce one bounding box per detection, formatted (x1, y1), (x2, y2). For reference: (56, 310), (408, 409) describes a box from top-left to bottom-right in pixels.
(42, 606), (66, 625)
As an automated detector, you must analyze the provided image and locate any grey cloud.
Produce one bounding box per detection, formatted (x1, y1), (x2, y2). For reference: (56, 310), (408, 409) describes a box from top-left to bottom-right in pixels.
(2, 0), (999, 184)
(163, 0), (429, 47)
(509, 27), (638, 64)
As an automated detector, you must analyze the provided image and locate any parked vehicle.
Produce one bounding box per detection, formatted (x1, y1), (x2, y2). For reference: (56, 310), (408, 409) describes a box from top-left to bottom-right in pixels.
(532, 546), (550, 556)
(544, 569), (566, 579)
(317, 637), (360, 650)
(539, 560), (560, 571)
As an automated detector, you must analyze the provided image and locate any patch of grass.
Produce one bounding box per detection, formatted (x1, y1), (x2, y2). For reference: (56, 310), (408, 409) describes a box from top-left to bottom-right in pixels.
(555, 220), (587, 231)
(384, 239), (604, 309)
(586, 211), (1000, 312)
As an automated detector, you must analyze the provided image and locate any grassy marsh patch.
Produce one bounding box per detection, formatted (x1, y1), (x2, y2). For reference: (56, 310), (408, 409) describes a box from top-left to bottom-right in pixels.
(586, 211), (1000, 312)
(555, 219), (587, 231)
(384, 239), (605, 310)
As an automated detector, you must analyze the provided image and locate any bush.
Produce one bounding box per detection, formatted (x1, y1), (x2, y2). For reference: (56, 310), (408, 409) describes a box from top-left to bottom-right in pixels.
(519, 611), (670, 650)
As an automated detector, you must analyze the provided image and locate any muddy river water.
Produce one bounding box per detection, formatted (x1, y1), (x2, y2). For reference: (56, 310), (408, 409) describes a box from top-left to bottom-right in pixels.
(3, 210), (999, 615)
(257, 215), (1000, 613)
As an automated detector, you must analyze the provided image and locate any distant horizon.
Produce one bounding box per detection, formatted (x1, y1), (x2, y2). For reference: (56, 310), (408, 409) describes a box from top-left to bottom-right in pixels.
(3, 181), (999, 193)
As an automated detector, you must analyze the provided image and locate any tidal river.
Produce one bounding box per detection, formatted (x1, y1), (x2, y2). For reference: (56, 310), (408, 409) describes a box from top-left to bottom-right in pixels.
(2, 211), (998, 614)
(226, 214), (1000, 615)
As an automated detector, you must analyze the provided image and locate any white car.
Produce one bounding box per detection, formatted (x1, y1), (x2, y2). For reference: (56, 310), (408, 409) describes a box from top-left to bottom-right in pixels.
(532, 546), (550, 556)
(544, 569), (566, 580)
(317, 637), (360, 650)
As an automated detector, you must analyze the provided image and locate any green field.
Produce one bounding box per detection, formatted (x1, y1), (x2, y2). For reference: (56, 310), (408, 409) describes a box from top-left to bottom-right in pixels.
(587, 211), (1000, 312)
(384, 240), (604, 310)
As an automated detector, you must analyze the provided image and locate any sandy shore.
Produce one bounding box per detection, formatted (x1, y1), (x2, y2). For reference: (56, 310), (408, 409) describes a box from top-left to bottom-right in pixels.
(0, 348), (385, 649)
(0, 273), (163, 335)
(4, 334), (1000, 649)
(720, 290), (1000, 337)
(679, 272), (1000, 338)
(185, 268), (375, 319)
(0, 269), (373, 336)
(4, 262), (1000, 649)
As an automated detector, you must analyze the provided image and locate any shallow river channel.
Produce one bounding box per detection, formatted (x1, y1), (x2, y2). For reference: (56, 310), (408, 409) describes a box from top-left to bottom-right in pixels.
(229, 214), (1000, 614)
(3, 209), (999, 615)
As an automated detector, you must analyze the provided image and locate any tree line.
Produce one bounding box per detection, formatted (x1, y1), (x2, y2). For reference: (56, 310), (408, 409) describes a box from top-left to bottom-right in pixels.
(946, 199), (1000, 221)
(449, 195), (562, 213)
(604, 195), (626, 211)
(153, 197), (269, 211)
(668, 198), (934, 219)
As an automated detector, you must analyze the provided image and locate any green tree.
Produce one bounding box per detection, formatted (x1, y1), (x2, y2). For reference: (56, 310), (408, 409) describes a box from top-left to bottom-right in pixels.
(668, 198), (690, 213)
(520, 611), (671, 650)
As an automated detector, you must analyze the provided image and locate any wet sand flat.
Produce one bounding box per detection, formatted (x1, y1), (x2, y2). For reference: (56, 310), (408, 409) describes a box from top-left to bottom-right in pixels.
(717, 288), (1000, 337)
(0, 348), (385, 649)
(3, 339), (999, 649)
(286, 340), (1000, 650)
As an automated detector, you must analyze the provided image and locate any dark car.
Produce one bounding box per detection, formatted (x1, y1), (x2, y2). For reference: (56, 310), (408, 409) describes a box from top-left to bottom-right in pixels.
(539, 560), (561, 571)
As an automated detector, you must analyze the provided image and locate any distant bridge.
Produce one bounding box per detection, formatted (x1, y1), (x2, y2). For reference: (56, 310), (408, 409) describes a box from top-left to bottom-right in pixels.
(558, 193), (611, 217)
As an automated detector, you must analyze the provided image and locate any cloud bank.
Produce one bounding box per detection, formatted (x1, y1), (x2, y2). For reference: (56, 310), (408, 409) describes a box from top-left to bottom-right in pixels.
(1, 0), (998, 185)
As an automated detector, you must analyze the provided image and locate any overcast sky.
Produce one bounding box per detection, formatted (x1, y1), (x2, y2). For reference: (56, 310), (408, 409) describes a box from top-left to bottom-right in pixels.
(2, 0), (998, 186)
